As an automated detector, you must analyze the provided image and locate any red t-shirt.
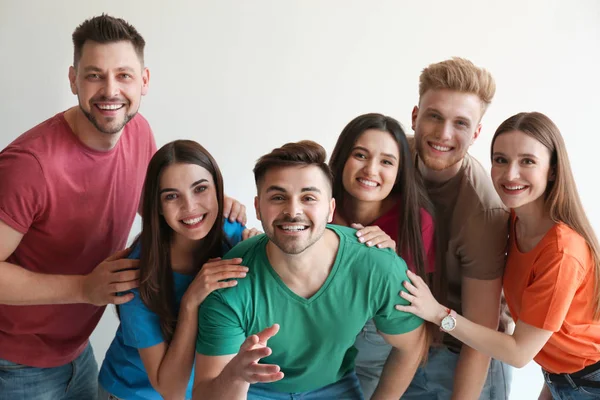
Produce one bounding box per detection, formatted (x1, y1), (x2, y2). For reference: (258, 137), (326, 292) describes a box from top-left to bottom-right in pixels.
(0, 112), (156, 367)
(372, 204), (436, 274)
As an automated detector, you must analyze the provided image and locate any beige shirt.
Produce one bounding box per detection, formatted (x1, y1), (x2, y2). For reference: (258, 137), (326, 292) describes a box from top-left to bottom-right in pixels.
(409, 138), (509, 350)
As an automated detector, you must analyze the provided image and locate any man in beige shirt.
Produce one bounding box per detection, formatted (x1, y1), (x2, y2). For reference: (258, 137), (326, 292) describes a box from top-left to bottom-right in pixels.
(354, 58), (512, 400)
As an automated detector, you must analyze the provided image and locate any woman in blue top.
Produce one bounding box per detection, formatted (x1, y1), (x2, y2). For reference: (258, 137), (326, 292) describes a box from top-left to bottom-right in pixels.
(98, 140), (258, 400)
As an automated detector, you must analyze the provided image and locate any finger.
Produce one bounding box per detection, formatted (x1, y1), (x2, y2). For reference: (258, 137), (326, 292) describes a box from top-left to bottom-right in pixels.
(376, 239), (396, 250)
(111, 293), (134, 305)
(403, 280), (419, 295)
(208, 270), (247, 282)
(114, 269), (140, 283)
(244, 362), (281, 375)
(406, 270), (424, 286)
(237, 205), (247, 225)
(355, 225), (381, 238)
(242, 229), (251, 241)
(247, 371), (285, 383)
(209, 280), (239, 290)
(399, 290), (416, 303)
(223, 196), (233, 219)
(110, 258), (140, 272)
(350, 223), (365, 230)
(256, 324), (280, 345)
(202, 258), (244, 269)
(104, 248), (132, 262)
(228, 201), (243, 222)
(240, 346), (272, 363)
(395, 304), (417, 313)
(358, 232), (388, 246)
(111, 280), (140, 293)
(239, 334), (259, 352)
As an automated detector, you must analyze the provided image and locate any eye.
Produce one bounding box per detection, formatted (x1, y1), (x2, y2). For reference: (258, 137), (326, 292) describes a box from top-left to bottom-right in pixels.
(493, 156), (507, 164)
(521, 158), (535, 165)
(164, 193), (178, 201)
(86, 74), (101, 80)
(303, 195), (317, 202)
(353, 151), (367, 160)
(382, 159), (394, 166)
(456, 120), (469, 128)
(120, 73), (132, 79)
(270, 195), (285, 201)
(429, 113), (442, 121)
(194, 185), (208, 193)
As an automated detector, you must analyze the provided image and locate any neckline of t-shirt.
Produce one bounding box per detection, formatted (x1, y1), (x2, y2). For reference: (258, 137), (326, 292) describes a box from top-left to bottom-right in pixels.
(260, 227), (344, 305)
(58, 111), (124, 157)
(511, 212), (560, 255)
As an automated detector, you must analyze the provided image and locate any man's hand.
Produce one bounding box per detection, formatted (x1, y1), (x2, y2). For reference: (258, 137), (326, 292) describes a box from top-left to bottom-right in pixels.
(224, 196), (247, 225)
(80, 248), (140, 306)
(224, 324), (284, 384)
(351, 223), (396, 250)
(242, 228), (262, 241)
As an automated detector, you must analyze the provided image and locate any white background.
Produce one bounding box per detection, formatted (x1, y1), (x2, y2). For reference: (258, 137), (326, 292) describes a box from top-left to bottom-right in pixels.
(1, 1), (599, 398)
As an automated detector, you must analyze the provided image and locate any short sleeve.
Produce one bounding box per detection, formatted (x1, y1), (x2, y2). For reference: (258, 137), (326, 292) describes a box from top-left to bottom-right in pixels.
(0, 149), (47, 234)
(118, 289), (165, 348)
(459, 208), (509, 279)
(373, 255), (424, 335)
(196, 292), (246, 356)
(519, 250), (585, 332)
(223, 220), (245, 247)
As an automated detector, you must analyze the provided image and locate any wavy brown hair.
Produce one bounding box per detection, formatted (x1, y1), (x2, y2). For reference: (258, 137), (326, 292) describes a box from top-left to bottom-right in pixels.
(491, 112), (600, 319)
(137, 140), (227, 342)
(329, 113), (435, 281)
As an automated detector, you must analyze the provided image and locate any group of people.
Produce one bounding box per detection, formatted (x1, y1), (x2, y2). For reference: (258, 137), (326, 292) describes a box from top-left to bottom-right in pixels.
(1, 14), (599, 400)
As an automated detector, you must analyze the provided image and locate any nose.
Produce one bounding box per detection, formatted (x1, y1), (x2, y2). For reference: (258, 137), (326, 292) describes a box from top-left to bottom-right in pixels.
(362, 158), (378, 176)
(283, 198), (303, 217)
(102, 75), (120, 98)
(505, 162), (520, 181)
(438, 121), (453, 141)
(182, 194), (197, 213)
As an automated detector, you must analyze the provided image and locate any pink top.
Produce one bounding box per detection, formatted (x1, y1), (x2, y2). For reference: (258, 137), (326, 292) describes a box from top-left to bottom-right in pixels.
(0, 112), (156, 367)
(372, 204), (436, 274)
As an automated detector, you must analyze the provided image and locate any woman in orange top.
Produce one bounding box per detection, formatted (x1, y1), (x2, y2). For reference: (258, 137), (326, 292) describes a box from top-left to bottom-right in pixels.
(397, 112), (600, 399)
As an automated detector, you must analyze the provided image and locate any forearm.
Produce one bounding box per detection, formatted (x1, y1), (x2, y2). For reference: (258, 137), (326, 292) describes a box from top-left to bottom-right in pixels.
(192, 368), (249, 400)
(451, 346), (491, 400)
(154, 305), (199, 398)
(0, 261), (84, 305)
(372, 345), (423, 399)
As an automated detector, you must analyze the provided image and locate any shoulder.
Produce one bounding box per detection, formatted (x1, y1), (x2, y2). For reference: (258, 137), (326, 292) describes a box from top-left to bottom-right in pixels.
(542, 224), (593, 272)
(223, 233), (266, 260)
(460, 154), (506, 214)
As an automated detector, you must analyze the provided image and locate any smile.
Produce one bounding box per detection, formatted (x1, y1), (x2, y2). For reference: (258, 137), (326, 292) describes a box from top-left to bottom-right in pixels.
(95, 104), (124, 111)
(357, 178), (379, 187)
(278, 224), (308, 232)
(429, 142), (452, 152)
(181, 215), (205, 225)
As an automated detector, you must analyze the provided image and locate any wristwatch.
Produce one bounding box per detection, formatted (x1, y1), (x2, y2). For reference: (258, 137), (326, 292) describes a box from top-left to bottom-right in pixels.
(440, 308), (457, 332)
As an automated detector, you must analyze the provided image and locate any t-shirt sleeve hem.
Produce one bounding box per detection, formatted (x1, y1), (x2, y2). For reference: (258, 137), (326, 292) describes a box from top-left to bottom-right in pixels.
(195, 345), (240, 356)
(375, 316), (424, 335)
(519, 312), (560, 332)
(0, 208), (28, 234)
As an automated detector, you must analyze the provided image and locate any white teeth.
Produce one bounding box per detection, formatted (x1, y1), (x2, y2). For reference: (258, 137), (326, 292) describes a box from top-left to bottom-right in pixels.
(504, 185), (526, 191)
(182, 216), (204, 225)
(358, 178), (378, 187)
(281, 225), (307, 231)
(431, 143), (452, 152)
(97, 104), (123, 110)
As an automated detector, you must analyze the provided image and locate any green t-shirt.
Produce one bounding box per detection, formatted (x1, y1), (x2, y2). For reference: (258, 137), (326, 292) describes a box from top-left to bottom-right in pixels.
(196, 224), (422, 393)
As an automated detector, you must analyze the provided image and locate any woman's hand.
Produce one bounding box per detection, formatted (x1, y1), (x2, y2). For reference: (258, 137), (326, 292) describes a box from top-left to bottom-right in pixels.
(395, 270), (447, 325)
(182, 258), (248, 308)
(351, 223), (396, 249)
(242, 228), (262, 240)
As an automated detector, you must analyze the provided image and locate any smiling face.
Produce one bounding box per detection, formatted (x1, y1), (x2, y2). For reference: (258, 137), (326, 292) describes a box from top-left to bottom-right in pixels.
(69, 40), (149, 135)
(255, 165), (335, 255)
(341, 129), (400, 203)
(491, 130), (553, 212)
(159, 163), (218, 244)
(412, 89), (483, 177)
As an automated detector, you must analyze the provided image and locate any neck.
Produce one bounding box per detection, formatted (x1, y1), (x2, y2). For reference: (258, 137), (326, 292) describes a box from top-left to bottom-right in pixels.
(64, 107), (122, 151)
(513, 198), (554, 238)
(338, 195), (397, 227)
(417, 156), (463, 183)
(170, 234), (202, 274)
(266, 229), (339, 298)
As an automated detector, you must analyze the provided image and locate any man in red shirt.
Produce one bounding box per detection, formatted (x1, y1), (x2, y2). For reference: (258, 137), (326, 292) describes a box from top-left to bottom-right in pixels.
(0, 15), (245, 400)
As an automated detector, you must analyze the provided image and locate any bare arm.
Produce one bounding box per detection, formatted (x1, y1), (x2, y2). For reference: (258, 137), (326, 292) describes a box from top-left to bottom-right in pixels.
(0, 219), (139, 306)
(371, 323), (428, 399)
(451, 277), (502, 400)
(193, 325), (283, 399)
(138, 259), (247, 399)
(398, 270), (553, 368)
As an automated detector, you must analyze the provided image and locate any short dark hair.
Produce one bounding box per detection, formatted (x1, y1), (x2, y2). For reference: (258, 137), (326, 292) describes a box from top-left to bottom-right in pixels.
(253, 140), (333, 190)
(72, 14), (145, 67)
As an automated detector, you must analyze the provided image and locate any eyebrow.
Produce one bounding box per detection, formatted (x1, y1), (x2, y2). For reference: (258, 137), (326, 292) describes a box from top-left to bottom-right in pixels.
(159, 179), (208, 194)
(353, 146), (397, 160)
(265, 185), (322, 194)
(492, 152), (539, 159)
(82, 66), (136, 73)
(426, 107), (472, 123)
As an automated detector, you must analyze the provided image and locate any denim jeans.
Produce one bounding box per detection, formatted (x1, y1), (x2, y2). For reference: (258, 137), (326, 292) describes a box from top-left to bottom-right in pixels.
(354, 319), (512, 399)
(544, 367), (600, 399)
(248, 371), (365, 400)
(0, 344), (98, 400)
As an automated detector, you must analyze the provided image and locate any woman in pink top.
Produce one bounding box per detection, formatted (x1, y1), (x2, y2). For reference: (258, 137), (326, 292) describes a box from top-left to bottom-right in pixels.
(328, 112), (436, 398)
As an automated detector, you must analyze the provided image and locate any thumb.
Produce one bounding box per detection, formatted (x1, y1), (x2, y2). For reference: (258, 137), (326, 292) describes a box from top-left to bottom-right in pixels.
(104, 247), (132, 262)
(351, 223), (364, 229)
(256, 323), (280, 345)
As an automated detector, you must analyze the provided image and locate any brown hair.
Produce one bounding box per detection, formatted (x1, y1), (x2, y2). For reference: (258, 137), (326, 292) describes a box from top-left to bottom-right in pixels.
(72, 14), (145, 67)
(491, 112), (600, 319)
(136, 140), (227, 342)
(253, 140), (333, 190)
(329, 113), (435, 280)
(419, 57), (496, 114)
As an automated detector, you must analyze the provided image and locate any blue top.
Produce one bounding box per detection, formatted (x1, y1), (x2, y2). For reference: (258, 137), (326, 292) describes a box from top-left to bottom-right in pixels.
(98, 220), (245, 400)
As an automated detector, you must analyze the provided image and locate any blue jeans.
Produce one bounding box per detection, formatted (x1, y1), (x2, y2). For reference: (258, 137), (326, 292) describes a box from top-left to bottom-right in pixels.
(248, 371), (364, 400)
(0, 344), (98, 400)
(354, 320), (512, 399)
(544, 367), (600, 399)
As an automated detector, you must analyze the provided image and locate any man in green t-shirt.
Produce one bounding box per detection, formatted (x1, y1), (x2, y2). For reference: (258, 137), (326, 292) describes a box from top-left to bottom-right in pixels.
(192, 140), (426, 400)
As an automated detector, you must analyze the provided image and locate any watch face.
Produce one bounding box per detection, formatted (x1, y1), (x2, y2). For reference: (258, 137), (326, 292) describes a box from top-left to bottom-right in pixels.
(441, 316), (456, 331)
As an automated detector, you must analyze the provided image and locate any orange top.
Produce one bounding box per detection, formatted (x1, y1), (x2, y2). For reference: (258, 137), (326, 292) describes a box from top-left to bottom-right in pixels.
(503, 212), (600, 373)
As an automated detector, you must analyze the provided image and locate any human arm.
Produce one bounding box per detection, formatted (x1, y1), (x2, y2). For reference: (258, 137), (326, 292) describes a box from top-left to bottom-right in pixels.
(0, 218), (139, 305)
(538, 384), (553, 400)
(371, 324), (428, 399)
(397, 270), (553, 368)
(136, 258), (248, 399)
(192, 325), (283, 399)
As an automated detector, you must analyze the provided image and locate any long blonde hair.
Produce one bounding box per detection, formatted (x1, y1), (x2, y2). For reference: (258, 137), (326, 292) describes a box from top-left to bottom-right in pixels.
(491, 112), (600, 319)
